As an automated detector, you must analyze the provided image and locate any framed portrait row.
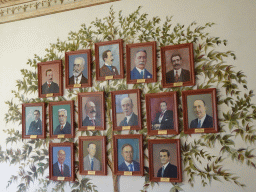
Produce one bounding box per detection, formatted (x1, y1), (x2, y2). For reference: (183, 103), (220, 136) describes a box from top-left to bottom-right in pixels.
(22, 88), (218, 139)
(37, 41), (195, 98)
(48, 137), (182, 183)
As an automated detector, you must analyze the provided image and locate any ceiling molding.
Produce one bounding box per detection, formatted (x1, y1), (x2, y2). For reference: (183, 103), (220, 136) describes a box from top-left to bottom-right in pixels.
(0, 0), (118, 24)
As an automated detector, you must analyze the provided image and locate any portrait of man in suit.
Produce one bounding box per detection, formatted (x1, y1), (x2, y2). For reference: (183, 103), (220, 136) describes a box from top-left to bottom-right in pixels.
(130, 49), (152, 80)
(82, 101), (101, 127)
(166, 53), (190, 83)
(119, 97), (138, 126)
(157, 149), (177, 178)
(41, 69), (59, 94)
(190, 99), (213, 128)
(53, 149), (70, 177)
(99, 50), (119, 77)
(54, 109), (71, 135)
(27, 110), (42, 135)
(69, 57), (88, 85)
(152, 101), (173, 130)
(118, 144), (140, 171)
(83, 143), (101, 171)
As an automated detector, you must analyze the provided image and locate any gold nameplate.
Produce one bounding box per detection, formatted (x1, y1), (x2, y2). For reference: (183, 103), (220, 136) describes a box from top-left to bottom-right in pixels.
(46, 93), (53, 97)
(105, 76), (113, 80)
(160, 178), (170, 182)
(88, 171), (96, 175)
(173, 82), (183, 87)
(158, 130), (167, 135)
(57, 177), (65, 181)
(122, 126), (131, 130)
(74, 84), (81, 88)
(124, 171), (132, 176)
(195, 128), (205, 133)
(87, 126), (95, 130)
(137, 79), (145, 83)
(57, 135), (65, 138)
(30, 135), (37, 139)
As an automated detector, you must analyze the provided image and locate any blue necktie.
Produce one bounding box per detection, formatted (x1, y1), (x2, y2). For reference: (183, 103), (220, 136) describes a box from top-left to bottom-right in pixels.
(91, 159), (94, 170)
(140, 71), (144, 78)
(123, 117), (128, 126)
(162, 166), (164, 177)
(197, 120), (201, 128)
(128, 164), (133, 171)
(107, 65), (112, 71)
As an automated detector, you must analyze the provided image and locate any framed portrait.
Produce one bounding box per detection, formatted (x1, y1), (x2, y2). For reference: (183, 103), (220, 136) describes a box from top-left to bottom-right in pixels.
(145, 92), (179, 135)
(65, 49), (92, 89)
(79, 136), (107, 176)
(38, 60), (63, 98)
(126, 41), (157, 84)
(148, 139), (182, 183)
(182, 88), (218, 134)
(22, 102), (46, 139)
(111, 89), (142, 131)
(161, 43), (195, 88)
(49, 100), (74, 139)
(113, 134), (144, 176)
(95, 39), (124, 81)
(78, 92), (105, 131)
(49, 142), (75, 181)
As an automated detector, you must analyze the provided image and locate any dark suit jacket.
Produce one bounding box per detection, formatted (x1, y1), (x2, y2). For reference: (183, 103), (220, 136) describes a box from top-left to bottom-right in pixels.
(41, 81), (59, 94)
(130, 67), (152, 80)
(152, 110), (174, 130)
(82, 116), (101, 126)
(27, 119), (42, 135)
(166, 69), (190, 83)
(53, 162), (70, 177)
(69, 74), (88, 84)
(99, 64), (119, 77)
(157, 163), (177, 178)
(190, 114), (213, 128)
(118, 160), (140, 171)
(119, 113), (138, 126)
(54, 121), (72, 135)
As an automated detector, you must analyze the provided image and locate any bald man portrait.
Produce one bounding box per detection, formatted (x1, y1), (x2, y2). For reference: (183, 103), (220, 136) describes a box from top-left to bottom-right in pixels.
(190, 99), (213, 128)
(53, 150), (70, 177)
(69, 57), (88, 85)
(119, 97), (138, 126)
(82, 101), (101, 126)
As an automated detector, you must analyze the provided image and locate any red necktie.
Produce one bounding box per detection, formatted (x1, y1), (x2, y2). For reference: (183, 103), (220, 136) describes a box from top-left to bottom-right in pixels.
(175, 71), (179, 82)
(61, 164), (63, 175)
(61, 125), (63, 130)
(47, 84), (51, 88)
(91, 119), (95, 126)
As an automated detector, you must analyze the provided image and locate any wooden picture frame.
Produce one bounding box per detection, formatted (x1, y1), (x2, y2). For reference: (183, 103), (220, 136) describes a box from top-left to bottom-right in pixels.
(79, 136), (107, 176)
(22, 102), (46, 139)
(49, 142), (75, 181)
(126, 41), (157, 84)
(38, 60), (63, 98)
(182, 88), (218, 134)
(145, 92), (179, 135)
(113, 134), (144, 176)
(65, 49), (92, 89)
(49, 100), (75, 139)
(95, 39), (124, 81)
(161, 43), (195, 88)
(78, 92), (105, 131)
(148, 139), (182, 183)
(111, 89), (142, 131)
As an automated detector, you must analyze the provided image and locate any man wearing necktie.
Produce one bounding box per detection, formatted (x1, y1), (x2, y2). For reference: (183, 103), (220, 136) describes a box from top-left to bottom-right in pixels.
(82, 101), (101, 127)
(83, 143), (101, 171)
(69, 57), (88, 85)
(119, 97), (138, 126)
(152, 101), (174, 130)
(165, 53), (190, 83)
(54, 109), (72, 135)
(99, 50), (119, 77)
(118, 144), (140, 171)
(130, 49), (153, 80)
(53, 150), (70, 177)
(157, 149), (177, 178)
(41, 69), (59, 94)
(189, 99), (213, 128)
(27, 110), (42, 135)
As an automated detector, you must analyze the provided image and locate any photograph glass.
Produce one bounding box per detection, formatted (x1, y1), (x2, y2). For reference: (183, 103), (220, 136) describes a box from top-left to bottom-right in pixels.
(52, 146), (71, 177)
(41, 64), (60, 94)
(25, 106), (43, 135)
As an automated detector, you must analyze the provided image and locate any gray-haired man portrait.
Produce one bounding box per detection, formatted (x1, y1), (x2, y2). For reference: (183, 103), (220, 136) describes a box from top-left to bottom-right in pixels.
(54, 109), (71, 135)
(69, 57), (88, 85)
